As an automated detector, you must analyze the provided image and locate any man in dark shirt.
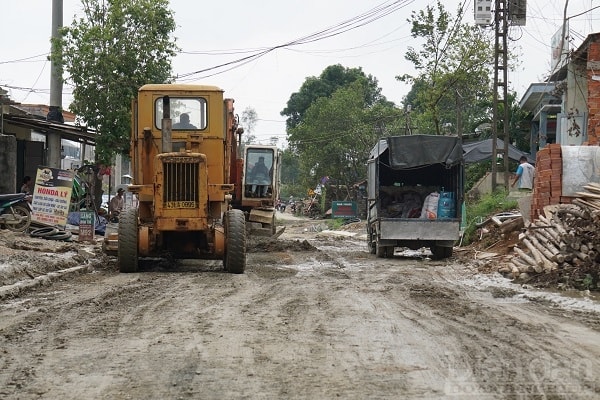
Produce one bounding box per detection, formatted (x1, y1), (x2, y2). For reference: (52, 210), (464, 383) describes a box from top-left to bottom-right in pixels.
(173, 113), (196, 129)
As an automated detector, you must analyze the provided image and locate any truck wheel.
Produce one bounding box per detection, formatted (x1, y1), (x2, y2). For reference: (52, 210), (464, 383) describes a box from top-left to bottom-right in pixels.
(375, 242), (387, 258)
(430, 245), (453, 260)
(118, 208), (139, 273)
(224, 209), (246, 274)
(367, 229), (376, 254)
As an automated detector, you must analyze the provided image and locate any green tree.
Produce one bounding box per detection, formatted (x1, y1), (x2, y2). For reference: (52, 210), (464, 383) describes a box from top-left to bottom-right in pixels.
(54, 0), (178, 165)
(241, 107), (258, 144)
(398, 1), (493, 135)
(241, 107), (258, 135)
(287, 80), (400, 193)
(281, 64), (383, 130)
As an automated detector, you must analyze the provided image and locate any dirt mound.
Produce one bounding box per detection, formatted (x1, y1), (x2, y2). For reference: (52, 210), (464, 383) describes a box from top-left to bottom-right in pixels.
(248, 238), (318, 253)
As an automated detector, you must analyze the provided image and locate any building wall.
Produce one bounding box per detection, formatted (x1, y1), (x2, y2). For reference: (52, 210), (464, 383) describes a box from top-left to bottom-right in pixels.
(569, 61), (588, 114)
(0, 135), (17, 194)
(561, 61), (588, 145)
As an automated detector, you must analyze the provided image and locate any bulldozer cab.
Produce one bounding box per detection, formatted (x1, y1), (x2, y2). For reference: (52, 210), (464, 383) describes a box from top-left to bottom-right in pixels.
(243, 146), (278, 200)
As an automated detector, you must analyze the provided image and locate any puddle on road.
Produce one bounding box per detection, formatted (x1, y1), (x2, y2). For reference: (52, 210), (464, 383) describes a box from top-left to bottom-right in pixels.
(462, 273), (600, 314)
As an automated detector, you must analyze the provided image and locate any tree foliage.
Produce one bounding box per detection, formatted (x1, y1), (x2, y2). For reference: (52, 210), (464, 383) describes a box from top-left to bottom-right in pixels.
(241, 106), (258, 134)
(55, 0), (178, 165)
(281, 64), (383, 130)
(286, 79), (402, 191)
(398, 0), (494, 135)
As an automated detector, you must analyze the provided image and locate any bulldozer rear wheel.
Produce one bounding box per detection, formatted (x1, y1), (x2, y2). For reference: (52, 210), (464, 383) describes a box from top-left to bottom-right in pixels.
(118, 208), (139, 273)
(224, 209), (246, 274)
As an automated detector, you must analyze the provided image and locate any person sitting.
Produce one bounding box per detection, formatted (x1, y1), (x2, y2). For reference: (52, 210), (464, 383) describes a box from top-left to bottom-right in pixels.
(249, 157), (270, 182)
(20, 176), (32, 195)
(173, 113), (197, 129)
(108, 188), (125, 222)
(248, 157), (271, 197)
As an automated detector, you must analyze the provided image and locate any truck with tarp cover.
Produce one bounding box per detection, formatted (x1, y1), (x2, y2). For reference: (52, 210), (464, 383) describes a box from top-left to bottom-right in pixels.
(366, 135), (464, 259)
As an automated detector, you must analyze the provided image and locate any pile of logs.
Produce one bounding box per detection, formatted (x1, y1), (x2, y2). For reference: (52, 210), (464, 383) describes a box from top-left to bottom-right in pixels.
(504, 183), (600, 287)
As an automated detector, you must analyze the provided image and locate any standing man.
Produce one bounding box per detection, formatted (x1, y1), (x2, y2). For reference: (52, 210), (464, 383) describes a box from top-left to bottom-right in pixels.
(511, 156), (535, 191)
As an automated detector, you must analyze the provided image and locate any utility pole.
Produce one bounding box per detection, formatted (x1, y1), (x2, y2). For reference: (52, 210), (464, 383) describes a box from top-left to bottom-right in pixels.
(491, 0), (510, 191)
(490, 0), (527, 191)
(405, 105), (412, 135)
(47, 0), (64, 168)
(456, 89), (463, 143)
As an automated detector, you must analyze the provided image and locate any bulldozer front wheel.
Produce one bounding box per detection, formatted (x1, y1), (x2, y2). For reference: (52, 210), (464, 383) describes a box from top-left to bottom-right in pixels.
(224, 209), (246, 274)
(118, 208), (139, 273)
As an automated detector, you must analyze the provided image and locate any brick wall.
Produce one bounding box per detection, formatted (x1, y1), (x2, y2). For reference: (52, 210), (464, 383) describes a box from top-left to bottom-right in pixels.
(587, 42), (600, 145)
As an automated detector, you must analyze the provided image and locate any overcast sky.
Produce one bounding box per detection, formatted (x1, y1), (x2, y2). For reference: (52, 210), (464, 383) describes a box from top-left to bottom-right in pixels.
(1, 0), (598, 145)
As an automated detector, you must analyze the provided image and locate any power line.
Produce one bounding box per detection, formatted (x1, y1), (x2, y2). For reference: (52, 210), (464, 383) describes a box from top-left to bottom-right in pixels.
(0, 52), (49, 65)
(173, 0), (414, 81)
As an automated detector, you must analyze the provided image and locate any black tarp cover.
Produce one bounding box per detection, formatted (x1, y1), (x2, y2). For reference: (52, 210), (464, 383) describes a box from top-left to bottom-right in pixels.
(462, 138), (535, 164)
(369, 135), (463, 169)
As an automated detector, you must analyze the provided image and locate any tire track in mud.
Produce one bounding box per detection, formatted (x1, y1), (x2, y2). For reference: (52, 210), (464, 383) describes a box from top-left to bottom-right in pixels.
(1, 233), (599, 399)
(0, 267), (240, 399)
(312, 241), (600, 399)
(387, 261), (600, 399)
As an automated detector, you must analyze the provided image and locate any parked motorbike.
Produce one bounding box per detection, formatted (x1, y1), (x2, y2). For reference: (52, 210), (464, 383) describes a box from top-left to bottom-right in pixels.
(276, 200), (286, 213)
(0, 193), (32, 232)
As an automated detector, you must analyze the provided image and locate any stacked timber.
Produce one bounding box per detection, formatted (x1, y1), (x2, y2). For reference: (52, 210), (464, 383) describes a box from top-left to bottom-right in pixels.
(504, 183), (600, 287)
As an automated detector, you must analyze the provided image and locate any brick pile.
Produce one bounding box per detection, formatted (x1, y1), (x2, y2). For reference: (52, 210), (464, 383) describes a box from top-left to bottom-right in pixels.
(530, 144), (575, 220)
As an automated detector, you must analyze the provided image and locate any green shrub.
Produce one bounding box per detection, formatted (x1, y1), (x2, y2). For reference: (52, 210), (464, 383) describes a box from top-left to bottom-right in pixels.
(325, 218), (345, 230)
(462, 190), (518, 245)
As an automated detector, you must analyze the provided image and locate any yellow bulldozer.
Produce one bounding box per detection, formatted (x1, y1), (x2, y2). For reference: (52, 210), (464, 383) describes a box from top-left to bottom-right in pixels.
(109, 84), (247, 273)
(231, 144), (281, 236)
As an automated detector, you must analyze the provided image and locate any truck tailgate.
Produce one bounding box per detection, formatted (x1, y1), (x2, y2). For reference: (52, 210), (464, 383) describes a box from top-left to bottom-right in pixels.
(379, 218), (459, 241)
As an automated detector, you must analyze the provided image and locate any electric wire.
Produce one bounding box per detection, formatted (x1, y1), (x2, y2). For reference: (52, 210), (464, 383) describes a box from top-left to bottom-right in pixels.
(0, 52), (49, 65)
(173, 0), (414, 81)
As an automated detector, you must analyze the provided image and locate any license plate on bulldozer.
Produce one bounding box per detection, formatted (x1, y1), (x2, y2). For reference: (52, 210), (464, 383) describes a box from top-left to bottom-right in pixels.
(165, 201), (197, 208)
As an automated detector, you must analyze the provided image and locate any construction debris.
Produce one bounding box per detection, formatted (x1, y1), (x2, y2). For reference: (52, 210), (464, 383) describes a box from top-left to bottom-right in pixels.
(504, 183), (600, 289)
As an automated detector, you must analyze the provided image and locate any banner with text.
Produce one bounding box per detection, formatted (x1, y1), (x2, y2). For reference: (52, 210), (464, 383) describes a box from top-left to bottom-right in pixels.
(31, 166), (74, 228)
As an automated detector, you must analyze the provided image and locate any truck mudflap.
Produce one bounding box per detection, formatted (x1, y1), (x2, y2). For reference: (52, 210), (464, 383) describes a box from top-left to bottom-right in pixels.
(378, 218), (460, 241)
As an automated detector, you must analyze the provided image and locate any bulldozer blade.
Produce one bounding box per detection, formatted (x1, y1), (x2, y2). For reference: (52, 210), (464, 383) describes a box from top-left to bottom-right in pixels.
(248, 208), (274, 224)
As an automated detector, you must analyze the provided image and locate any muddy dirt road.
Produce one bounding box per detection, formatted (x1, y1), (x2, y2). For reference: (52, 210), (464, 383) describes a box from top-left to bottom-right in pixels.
(0, 217), (599, 399)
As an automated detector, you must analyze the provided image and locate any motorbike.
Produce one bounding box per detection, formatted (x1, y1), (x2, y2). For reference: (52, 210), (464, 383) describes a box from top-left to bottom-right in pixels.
(0, 193), (32, 232)
(276, 200), (286, 213)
